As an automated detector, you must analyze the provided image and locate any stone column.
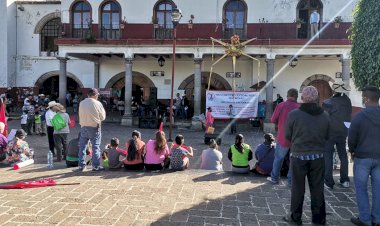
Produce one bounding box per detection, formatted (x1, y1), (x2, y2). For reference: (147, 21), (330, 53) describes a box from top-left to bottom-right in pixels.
(58, 57), (68, 107)
(263, 56), (276, 133)
(341, 54), (351, 84)
(94, 61), (99, 88)
(193, 58), (202, 116)
(121, 57), (133, 126)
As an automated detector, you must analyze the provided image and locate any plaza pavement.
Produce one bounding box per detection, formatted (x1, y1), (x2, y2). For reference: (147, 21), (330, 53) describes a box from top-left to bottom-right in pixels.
(0, 119), (360, 225)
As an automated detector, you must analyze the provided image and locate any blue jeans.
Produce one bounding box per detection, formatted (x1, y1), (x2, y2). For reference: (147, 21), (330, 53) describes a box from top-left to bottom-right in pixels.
(324, 137), (349, 187)
(271, 143), (291, 184)
(354, 158), (380, 225)
(79, 126), (101, 168)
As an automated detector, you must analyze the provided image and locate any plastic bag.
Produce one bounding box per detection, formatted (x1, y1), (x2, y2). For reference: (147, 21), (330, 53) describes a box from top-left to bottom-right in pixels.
(51, 113), (66, 131)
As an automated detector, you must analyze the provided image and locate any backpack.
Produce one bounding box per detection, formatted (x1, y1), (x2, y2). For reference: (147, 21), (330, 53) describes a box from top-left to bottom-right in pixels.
(51, 113), (66, 131)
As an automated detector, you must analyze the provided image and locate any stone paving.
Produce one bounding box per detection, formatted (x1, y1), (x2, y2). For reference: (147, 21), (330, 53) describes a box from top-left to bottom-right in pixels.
(0, 119), (361, 225)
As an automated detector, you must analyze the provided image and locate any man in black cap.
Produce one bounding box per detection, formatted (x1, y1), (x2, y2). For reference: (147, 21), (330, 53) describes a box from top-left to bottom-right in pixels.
(78, 88), (106, 171)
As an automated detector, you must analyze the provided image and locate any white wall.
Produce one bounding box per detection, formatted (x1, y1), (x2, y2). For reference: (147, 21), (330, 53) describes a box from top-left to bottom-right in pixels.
(0, 1), (8, 87)
(60, 0), (357, 24)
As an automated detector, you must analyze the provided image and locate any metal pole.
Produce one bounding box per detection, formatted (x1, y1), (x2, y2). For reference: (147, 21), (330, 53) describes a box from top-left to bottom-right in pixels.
(169, 27), (177, 142)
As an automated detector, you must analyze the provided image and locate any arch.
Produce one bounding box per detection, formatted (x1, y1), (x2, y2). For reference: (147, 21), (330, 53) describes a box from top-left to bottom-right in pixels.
(178, 72), (232, 90)
(153, 0), (176, 26)
(99, 0), (122, 39)
(34, 12), (61, 34)
(104, 71), (156, 89)
(70, 0), (92, 28)
(34, 71), (84, 88)
(223, 0), (248, 39)
(299, 74), (334, 93)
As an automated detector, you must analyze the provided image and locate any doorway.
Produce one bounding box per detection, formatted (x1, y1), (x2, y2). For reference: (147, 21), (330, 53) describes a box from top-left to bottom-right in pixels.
(309, 80), (332, 105)
(297, 0), (323, 39)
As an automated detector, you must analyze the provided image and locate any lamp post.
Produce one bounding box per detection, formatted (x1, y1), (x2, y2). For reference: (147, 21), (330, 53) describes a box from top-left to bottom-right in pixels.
(169, 6), (182, 142)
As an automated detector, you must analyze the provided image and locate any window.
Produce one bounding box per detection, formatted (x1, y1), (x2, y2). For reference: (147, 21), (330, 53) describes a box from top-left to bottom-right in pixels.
(40, 18), (61, 54)
(72, 1), (92, 38)
(101, 1), (121, 39)
(154, 0), (175, 39)
(224, 0), (247, 39)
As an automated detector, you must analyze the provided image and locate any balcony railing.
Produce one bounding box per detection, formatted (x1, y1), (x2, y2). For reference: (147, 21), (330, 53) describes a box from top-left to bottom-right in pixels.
(100, 24), (121, 40)
(223, 24), (246, 39)
(154, 24), (173, 40)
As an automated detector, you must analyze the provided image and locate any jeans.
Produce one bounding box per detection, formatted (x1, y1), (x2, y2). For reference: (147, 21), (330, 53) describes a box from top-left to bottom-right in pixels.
(354, 158), (380, 225)
(324, 137), (349, 187)
(79, 126), (101, 168)
(291, 157), (326, 224)
(270, 144), (291, 184)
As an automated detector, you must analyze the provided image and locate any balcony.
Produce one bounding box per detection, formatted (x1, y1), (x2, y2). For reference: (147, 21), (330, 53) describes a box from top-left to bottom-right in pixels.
(57, 22), (352, 46)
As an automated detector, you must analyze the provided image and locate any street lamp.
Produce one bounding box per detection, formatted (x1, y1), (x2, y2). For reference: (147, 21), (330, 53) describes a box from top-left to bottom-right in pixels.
(169, 6), (182, 141)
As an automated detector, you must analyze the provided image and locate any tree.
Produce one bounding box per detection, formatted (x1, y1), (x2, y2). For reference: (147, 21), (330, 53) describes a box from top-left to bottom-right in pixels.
(350, 0), (380, 89)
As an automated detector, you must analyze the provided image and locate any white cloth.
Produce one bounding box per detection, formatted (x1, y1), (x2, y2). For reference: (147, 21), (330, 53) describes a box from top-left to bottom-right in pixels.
(20, 114), (28, 124)
(310, 12), (320, 24)
(45, 109), (56, 127)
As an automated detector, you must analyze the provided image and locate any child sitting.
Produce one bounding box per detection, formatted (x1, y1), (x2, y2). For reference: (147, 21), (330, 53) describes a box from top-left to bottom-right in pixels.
(170, 135), (193, 171)
(104, 138), (126, 169)
(102, 151), (109, 169)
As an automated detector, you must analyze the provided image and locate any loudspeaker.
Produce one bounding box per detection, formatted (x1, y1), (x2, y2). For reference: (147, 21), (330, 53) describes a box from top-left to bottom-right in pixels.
(204, 134), (222, 145)
(149, 87), (157, 106)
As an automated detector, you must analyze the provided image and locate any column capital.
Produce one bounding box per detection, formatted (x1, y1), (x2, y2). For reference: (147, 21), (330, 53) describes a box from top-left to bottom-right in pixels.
(57, 57), (68, 62)
(341, 52), (351, 61)
(194, 58), (203, 64)
(265, 53), (276, 60)
(125, 57), (134, 64)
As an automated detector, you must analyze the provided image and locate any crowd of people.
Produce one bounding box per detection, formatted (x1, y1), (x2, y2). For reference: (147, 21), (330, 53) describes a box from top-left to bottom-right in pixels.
(0, 82), (379, 226)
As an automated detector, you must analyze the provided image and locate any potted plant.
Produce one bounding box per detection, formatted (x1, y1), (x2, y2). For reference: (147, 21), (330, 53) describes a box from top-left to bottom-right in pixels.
(294, 18), (305, 29)
(152, 16), (159, 29)
(85, 33), (96, 43)
(120, 17), (127, 29)
(334, 16), (343, 28)
(188, 14), (194, 29)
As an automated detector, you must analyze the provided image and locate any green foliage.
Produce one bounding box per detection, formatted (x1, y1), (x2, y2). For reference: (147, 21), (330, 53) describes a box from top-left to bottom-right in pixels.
(351, 0), (380, 89)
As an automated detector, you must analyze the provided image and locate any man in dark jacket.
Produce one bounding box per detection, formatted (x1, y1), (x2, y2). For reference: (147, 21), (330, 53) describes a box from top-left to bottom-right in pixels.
(323, 81), (352, 189)
(283, 86), (330, 225)
(348, 86), (380, 226)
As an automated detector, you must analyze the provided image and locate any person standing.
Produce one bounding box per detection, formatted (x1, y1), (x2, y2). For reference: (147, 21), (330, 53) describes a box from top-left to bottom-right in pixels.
(78, 88), (106, 171)
(348, 86), (380, 226)
(45, 101), (57, 155)
(323, 81), (352, 189)
(53, 104), (70, 162)
(310, 10), (320, 38)
(175, 93), (182, 119)
(205, 107), (214, 133)
(283, 86), (330, 225)
(267, 88), (299, 186)
(228, 105), (237, 134)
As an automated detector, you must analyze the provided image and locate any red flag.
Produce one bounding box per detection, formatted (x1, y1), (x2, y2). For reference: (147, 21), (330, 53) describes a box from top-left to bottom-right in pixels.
(0, 178), (79, 189)
(0, 100), (7, 136)
(158, 122), (163, 132)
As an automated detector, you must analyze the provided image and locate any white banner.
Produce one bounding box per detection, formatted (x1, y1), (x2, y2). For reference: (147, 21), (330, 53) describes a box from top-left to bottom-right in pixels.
(205, 90), (259, 119)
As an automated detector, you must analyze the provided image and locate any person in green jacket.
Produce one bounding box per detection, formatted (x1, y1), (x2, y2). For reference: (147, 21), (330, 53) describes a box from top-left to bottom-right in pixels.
(228, 134), (253, 173)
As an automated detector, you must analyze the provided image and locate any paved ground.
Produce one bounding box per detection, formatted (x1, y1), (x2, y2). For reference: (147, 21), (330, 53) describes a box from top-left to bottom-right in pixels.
(0, 119), (361, 225)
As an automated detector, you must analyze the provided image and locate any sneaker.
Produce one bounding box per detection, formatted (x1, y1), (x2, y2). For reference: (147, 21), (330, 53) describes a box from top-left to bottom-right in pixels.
(92, 166), (105, 171)
(351, 217), (371, 226)
(77, 166), (86, 172)
(283, 214), (302, 225)
(266, 177), (279, 184)
(338, 181), (350, 188)
(324, 183), (334, 190)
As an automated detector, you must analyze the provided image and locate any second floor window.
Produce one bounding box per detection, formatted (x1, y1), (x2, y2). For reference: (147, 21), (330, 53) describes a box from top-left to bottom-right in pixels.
(101, 1), (121, 39)
(154, 0), (174, 39)
(224, 0), (247, 39)
(72, 1), (92, 38)
(41, 18), (61, 54)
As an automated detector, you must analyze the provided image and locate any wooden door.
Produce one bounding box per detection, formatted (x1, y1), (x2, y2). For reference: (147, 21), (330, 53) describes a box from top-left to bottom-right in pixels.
(309, 80), (332, 105)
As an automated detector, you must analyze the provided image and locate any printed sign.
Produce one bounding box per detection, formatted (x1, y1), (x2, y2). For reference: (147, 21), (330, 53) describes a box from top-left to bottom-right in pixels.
(206, 90), (259, 119)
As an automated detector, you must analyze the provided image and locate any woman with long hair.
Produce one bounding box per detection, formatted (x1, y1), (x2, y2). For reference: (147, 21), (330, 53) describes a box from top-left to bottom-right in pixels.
(124, 130), (145, 170)
(228, 134), (253, 174)
(144, 131), (170, 171)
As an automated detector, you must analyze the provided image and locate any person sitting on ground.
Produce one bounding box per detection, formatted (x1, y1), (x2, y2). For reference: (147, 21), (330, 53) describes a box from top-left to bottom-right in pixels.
(170, 135), (193, 171)
(228, 134), (253, 174)
(124, 130), (145, 170)
(200, 139), (223, 171)
(144, 131), (170, 171)
(251, 133), (275, 176)
(0, 122), (8, 163)
(102, 151), (109, 169)
(104, 138), (126, 170)
(66, 133), (92, 167)
(5, 129), (32, 165)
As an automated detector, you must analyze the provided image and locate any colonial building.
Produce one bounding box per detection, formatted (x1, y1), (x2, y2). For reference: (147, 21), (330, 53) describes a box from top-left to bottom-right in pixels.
(0, 0), (360, 126)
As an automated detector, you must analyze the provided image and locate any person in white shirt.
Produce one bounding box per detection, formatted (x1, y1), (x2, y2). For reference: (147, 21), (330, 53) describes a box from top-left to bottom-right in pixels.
(78, 88), (106, 171)
(310, 10), (320, 38)
(45, 101), (57, 155)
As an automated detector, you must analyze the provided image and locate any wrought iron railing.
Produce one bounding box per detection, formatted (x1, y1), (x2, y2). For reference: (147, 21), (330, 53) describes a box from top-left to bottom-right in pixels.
(100, 24), (121, 40)
(154, 24), (173, 40)
(223, 24), (246, 39)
